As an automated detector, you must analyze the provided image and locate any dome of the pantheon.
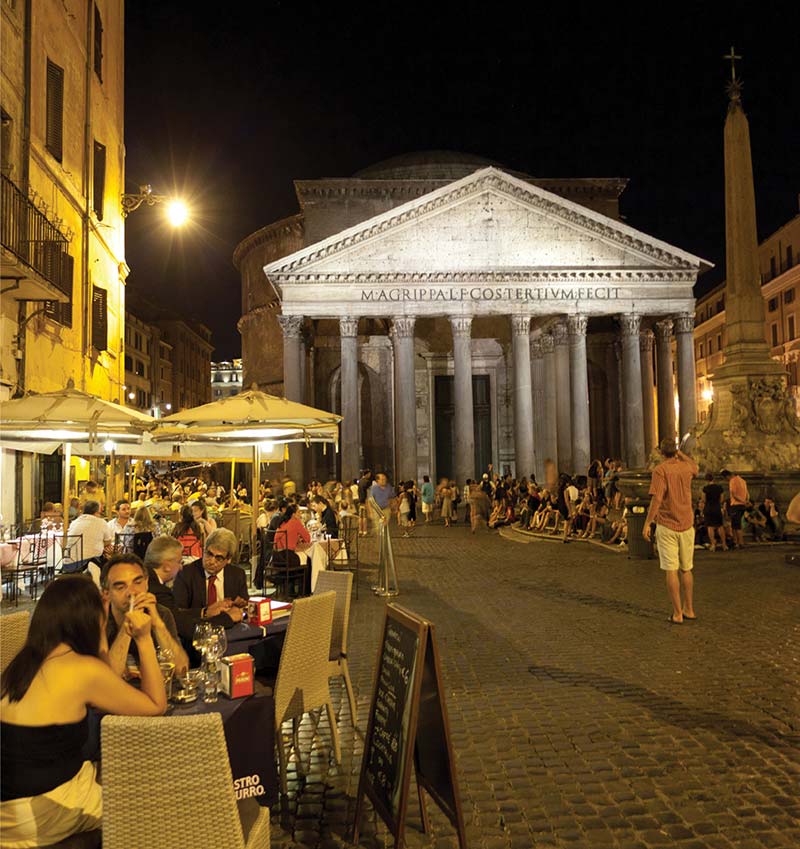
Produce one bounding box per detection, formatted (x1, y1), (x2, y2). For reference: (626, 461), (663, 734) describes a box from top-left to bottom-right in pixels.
(354, 150), (531, 181)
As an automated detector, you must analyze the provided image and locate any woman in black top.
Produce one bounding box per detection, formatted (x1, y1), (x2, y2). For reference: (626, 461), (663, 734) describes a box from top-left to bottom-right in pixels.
(1, 576), (166, 846)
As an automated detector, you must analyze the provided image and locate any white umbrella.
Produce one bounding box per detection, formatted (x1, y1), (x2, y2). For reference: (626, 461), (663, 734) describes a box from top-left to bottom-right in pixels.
(0, 385), (157, 530)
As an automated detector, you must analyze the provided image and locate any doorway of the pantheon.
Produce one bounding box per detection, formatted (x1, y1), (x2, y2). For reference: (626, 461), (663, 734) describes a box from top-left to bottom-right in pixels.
(434, 375), (492, 481)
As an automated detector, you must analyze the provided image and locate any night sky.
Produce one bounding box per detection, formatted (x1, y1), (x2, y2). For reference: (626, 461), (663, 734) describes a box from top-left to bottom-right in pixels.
(124, 2), (799, 360)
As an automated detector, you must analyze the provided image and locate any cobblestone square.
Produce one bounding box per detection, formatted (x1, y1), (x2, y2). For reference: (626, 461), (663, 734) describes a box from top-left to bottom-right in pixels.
(271, 524), (799, 849)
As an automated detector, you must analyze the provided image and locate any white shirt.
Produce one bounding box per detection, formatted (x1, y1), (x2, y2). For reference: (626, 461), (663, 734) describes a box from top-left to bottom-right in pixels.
(566, 485), (579, 505)
(70, 513), (114, 558)
(107, 517), (134, 537)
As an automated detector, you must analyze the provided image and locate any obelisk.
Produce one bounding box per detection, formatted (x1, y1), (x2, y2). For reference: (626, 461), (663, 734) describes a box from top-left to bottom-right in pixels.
(692, 49), (800, 475)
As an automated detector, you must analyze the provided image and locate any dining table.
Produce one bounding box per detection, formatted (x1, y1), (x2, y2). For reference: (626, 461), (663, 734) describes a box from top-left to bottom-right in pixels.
(295, 537), (343, 591)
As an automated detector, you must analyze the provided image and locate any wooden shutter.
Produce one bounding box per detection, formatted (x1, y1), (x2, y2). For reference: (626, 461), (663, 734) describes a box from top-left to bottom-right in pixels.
(92, 285), (108, 351)
(93, 141), (106, 220)
(46, 59), (64, 162)
(94, 4), (103, 82)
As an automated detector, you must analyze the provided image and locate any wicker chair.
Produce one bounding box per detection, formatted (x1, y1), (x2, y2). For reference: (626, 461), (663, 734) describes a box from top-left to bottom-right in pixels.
(273, 591), (340, 794)
(1, 610), (30, 673)
(313, 570), (357, 729)
(101, 714), (270, 849)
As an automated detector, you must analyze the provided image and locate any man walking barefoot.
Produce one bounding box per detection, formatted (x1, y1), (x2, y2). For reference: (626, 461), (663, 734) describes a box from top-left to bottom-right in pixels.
(644, 438), (699, 624)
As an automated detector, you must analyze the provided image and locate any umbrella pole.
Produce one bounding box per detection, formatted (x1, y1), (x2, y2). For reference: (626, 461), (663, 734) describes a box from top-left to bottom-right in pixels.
(230, 460), (235, 504)
(62, 442), (71, 536)
(251, 444), (259, 580)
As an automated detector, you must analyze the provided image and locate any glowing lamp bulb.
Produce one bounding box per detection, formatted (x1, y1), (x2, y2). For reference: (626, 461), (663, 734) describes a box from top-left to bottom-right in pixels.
(166, 200), (189, 227)
(128, 391), (135, 400)
(103, 440), (116, 452)
(260, 441), (274, 451)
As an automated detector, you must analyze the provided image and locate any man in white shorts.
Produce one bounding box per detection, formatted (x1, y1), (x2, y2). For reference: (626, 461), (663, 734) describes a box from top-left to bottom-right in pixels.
(643, 438), (699, 624)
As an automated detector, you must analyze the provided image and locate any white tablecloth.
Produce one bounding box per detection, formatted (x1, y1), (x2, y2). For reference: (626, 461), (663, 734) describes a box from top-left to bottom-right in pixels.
(296, 539), (343, 591)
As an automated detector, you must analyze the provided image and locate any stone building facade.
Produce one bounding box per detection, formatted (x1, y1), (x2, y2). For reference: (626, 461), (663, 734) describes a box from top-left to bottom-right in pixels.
(235, 152), (709, 485)
(211, 359), (243, 399)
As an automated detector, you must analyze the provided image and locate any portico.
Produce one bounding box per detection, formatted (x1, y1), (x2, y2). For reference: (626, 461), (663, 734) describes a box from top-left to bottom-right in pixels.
(260, 166), (709, 482)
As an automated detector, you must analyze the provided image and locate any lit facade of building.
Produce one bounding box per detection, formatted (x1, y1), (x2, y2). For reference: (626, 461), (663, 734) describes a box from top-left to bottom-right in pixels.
(695, 212), (799, 420)
(211, 359), (243, 399)
(123, 311), (174, 416)
(1, 0), (125, 519)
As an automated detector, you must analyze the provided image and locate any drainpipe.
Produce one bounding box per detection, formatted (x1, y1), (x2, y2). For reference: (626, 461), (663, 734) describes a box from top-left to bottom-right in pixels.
(81, 0), (93, 390)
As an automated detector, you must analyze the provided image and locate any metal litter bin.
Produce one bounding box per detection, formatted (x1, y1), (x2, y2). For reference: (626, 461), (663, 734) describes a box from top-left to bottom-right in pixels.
(625, 499), (654, 559)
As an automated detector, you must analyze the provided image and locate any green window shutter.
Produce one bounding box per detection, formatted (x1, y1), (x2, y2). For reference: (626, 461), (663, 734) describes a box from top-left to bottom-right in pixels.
(46, 59), (64, 162)
(92, 285), (108, 351)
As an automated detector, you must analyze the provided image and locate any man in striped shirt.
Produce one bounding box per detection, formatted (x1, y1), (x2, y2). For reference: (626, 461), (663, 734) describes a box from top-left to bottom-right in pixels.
(644, 438), (699, 624)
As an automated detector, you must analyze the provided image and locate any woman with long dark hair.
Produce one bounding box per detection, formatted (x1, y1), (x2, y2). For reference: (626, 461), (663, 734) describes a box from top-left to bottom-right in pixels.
(1, 575), (166, 846)
(171, 504), (204, 559)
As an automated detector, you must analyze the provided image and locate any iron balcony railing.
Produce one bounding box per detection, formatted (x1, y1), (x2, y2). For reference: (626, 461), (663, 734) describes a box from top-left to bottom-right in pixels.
(1, 172), (73, 298)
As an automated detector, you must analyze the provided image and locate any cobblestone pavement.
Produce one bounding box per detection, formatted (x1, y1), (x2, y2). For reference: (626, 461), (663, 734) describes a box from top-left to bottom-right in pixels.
(270, 522), (800, 849)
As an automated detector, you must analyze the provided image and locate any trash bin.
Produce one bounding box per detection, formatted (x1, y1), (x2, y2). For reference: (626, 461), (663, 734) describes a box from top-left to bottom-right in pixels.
(625, 499), (654, 559)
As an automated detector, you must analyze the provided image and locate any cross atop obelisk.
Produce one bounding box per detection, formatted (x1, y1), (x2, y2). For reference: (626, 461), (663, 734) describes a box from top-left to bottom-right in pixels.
(722, 45), (742, 105)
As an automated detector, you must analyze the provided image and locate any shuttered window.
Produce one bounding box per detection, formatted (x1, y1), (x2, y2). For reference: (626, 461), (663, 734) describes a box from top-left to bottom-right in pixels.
(94, 4), (103, 82)
(46, 59), (64, 162)
(44, 299), (73, 327)
(93, 140), (106, 219)
(92, 285), (108, 350)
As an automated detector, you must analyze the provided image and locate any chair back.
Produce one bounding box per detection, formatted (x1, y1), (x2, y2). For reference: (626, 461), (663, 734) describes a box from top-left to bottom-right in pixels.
(101, 714), (249, 849)
(1, 610), (30, 673)
(274, 591), (335, 725)
(132, 531), (153, 560)
(313, 570), (352, 661)
(113, 532), (134, 555)
(176, 531), (203, 560)
(220, 510), (240, 534)
(53, 535), (83, 574)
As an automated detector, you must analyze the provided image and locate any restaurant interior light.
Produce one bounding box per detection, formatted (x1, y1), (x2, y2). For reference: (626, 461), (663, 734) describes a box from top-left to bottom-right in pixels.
(259, 440), (274, 451)
(103, 439), (116, 452)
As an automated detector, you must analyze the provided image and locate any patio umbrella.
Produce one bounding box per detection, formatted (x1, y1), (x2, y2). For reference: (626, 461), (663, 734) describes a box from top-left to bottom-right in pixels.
(0, 384), (157, 531)
(151, 388), (341, 570)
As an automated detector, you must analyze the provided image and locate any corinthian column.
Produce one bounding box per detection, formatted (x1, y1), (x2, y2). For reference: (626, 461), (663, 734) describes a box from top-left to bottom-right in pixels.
(450, 316), (475, 485)
(278, 314), (305, 484)
(339, 317), (360, 485)
(530, 338), (546, 482)
(511, 315), (534, 478)
(552, 320), (572, 473)
(541, 334), (558, 474)
(654, 319), (676, 442)
(392, 316), (417, 483)
(640, 328), (656, 457)
(620, 314), (645, 468)
(567, 315), (590, 475)
(675, 313), (697, 438)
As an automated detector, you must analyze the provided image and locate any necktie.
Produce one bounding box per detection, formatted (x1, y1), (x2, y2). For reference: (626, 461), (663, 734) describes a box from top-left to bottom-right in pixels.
(207, 574), (217, 606)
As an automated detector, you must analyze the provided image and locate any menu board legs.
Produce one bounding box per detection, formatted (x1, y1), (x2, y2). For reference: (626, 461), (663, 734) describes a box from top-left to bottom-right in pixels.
(352, 603), (466, 848)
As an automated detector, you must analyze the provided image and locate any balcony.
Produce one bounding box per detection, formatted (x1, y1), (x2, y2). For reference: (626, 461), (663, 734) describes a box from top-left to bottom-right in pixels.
(0, 173), (73, 302)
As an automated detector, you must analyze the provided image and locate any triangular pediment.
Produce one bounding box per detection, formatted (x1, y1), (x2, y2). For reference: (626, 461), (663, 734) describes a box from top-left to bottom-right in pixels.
(264, 167), (709, 282)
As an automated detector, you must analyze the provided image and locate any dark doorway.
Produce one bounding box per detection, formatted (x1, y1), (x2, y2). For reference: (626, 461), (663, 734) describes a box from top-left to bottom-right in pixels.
(434, 375), (492, 480)
(39, 453), (62, 512)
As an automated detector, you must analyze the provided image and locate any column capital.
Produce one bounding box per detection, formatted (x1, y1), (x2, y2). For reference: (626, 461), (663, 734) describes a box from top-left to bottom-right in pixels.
(551, 320), (569, 347)
(391, 316), (416, 338)
(510, 314), (531, 337)
(339, 317), (359, 338)
(450, 315), (473, 339)
(639, 328), (655, 352)
(277, 314), (303, 338)
(674, 313), (694, 334)
(618, 313), (641, 337)
(540, 334), (555, 354)
(654, 318), (674, 340)
(567, 314), (588, 338)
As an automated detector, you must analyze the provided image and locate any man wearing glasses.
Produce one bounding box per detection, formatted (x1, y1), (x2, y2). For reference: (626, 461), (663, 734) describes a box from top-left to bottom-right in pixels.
(173, 528), (249, 628)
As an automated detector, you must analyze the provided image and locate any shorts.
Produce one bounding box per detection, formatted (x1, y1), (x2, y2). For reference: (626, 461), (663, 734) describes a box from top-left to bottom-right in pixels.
(729, 505), (746, 530)
(655, 524), (695, 572)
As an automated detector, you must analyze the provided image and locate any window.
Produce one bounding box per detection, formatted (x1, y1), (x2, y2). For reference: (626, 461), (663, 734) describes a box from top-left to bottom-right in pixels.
(124, 354), (132, 371)
(788, 246), (794, 269)
(134, 360), (145, 377)
(771, 323), (779, 347)
(93, 4), (103, 82)
(698, 342), (704, 358)
(717, 333), (722, 352)
(770, 256), (777, 279)
(1, 108), (12, 175)
(134, 331), (142, 350)
(91, 285), (107, 350)
(768, 297), (778, 312)
(92, 140), (106, 220)
(44, 299), (72, 327)
(45, 59), (64, 162)
(789, 315), (796, 341)
(785, 288), (795, 305)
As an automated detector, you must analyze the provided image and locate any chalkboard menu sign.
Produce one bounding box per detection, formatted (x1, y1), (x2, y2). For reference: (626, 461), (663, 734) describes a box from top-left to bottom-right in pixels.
(354, 604), (466, 849)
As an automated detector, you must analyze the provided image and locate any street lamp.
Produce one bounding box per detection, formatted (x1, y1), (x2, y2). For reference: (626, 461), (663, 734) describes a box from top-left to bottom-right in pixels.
(121, 184), (189, 225)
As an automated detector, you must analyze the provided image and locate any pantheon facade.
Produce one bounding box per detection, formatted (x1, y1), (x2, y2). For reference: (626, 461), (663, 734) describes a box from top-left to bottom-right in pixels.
(234, 152), (709, 485)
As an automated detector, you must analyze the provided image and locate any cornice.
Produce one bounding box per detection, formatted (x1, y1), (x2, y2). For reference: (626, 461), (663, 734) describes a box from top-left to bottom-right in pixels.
(271, 269), (698, 285)
(275, 172), (696, 274)
(236, 303), (278, 333)
(232, 213), (305, 270)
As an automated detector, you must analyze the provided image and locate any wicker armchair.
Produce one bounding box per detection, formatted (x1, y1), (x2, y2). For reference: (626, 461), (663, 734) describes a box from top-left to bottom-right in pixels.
(313, 571), (357, 729)
(1, 610), (30, 673)
(273, 591), (340, 794)
(101, 714), (270, 849)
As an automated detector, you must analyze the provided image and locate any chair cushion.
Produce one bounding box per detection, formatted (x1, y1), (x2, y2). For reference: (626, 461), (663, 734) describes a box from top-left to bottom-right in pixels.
(39, 829), (102, 849)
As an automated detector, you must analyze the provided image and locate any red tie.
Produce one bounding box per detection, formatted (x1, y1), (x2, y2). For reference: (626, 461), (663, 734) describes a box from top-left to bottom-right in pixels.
(207, 575), (217, 606)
